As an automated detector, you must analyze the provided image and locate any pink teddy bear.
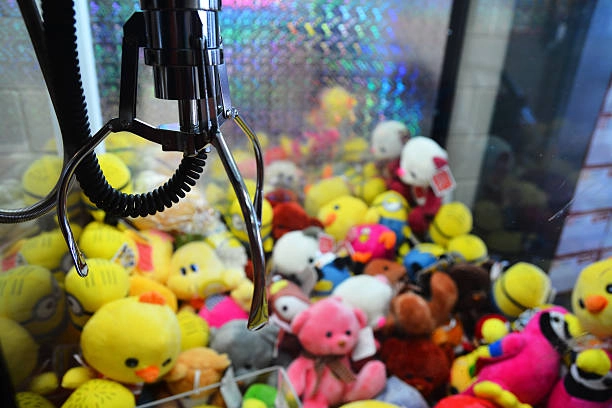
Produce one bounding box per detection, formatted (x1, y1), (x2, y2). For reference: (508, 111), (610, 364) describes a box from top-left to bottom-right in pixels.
(287, 296), (387, 408)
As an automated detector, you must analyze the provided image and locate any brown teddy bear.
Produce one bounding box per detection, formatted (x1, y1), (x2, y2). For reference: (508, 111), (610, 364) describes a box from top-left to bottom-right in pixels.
(163, 346), (230, 400)
(382, 271), (458, 338)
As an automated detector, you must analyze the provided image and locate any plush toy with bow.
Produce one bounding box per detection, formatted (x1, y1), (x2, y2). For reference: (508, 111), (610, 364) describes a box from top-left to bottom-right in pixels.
(287, 296), (387, 408)
(395, 136), (454, 237)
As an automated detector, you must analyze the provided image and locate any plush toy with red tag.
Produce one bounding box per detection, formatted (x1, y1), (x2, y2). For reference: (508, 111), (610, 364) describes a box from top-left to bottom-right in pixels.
(395, 136), (454, 237)
(287, 297), (387, 408)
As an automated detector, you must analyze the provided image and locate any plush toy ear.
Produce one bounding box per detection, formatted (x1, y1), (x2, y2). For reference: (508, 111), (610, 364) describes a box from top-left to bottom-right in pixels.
(291, 308), (310, 335)
(353, 306), (369, 329)
(433, 157), (447, 169)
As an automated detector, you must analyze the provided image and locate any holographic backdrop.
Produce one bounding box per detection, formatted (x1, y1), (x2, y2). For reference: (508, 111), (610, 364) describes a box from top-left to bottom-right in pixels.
(89, 0), (452, 141)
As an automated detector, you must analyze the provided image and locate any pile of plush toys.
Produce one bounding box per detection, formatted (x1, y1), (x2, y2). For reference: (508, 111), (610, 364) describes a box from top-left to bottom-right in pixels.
(1, 95), (612, 408)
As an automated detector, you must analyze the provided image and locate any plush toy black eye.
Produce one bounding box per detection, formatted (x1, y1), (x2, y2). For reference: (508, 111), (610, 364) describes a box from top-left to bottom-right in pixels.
(424, 376), (433, 383)
(334, 205), (340, 210)
(410, 171), (417, 179)
(345, 330), (352, 336)
(162, 358), (172, 367)
(180, 267), (187, 276)
(579, 298), (585, 309)
(606, 284), (612, 294)
(190, 264), (199, 272)
(125, 358), (139, 368)
(326, 331), (333, 338)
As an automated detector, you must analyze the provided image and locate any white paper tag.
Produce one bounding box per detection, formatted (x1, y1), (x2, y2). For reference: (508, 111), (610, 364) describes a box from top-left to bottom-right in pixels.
(351, 326), (377, 361)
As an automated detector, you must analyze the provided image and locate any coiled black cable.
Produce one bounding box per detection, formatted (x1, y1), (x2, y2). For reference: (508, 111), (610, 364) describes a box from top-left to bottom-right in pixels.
(40, 0), (207, 220)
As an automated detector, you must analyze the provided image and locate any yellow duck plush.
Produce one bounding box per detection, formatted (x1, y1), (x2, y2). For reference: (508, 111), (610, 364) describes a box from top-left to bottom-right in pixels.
(317, 195), (369, 243)
(64, 258), (131, 330)
(131, 229), (174, 284)
(571, 258), (612, 339)
(167, 240), (244, 306)
(80, 293), (181, 385)
(0, 264), (67, 342)
(304, 176), (351, 217)
(61, 379), (136, 408)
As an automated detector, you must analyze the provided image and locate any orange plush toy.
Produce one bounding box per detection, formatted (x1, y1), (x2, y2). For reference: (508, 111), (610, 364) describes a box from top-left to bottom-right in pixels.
(383, 271), (458, 338)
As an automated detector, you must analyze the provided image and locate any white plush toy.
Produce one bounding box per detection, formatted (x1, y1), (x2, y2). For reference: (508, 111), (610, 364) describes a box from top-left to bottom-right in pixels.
(370, 120), (410, 161)
(396, 136), (454, 237)
(333, 274), (393, 330)
(269, 227), (323, 295)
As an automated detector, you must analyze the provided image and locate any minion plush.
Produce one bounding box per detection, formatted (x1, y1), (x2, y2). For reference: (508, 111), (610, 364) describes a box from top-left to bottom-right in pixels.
(61, 379), (136, 408)
(225, 196), (274, 255)
(78, 221), (139, 273)
(492, 262), (553, 319)
(365, 190), (412, 254)
(21, 155), (82, 222)
(446, 234), (488, 264)
(64, 258), (131, 330)
(0, 316), (39, 388)
(428, 201), (473, 247)
(0, 264), (67, 342)
(80, 152), (133, 222)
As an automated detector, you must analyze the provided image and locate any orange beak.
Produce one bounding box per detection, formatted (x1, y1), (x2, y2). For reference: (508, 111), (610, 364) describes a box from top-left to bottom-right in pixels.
(379, 231), (397, 250)
(323, 213), (337, 227)
(136, 365), (160, 383)
(352, 251), (372, 264)
(585, 295), (608, 314)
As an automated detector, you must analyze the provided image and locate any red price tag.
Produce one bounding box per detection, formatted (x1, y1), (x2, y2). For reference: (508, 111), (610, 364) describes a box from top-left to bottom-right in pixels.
(319, 234), (335, 253)
(431, 165), (456, 197)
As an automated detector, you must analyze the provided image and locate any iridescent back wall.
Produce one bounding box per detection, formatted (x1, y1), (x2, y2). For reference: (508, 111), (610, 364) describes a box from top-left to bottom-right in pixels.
(90, 0), (451, 141)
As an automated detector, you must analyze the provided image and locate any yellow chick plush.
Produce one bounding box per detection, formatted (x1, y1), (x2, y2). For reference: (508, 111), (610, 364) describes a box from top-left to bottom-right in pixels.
(64, 258), (131, 330)
(176, 308), (210, 351)
(15, 392), (55, 408)
(61, 379), (136, 408)
(492, 262), (552, 319)
(571, 258), (612, 339)
(304, 176), (351, 217)
(129, 275), (178, 313)
(428, 201), (473, 247)
(168, 241), (244, 304)
(317, 195), (369, 243)
(78, 221), (139, 273)
(0, 317), (39, 388)
(0, 264), (67, 342)
(81, 294), (181, 385)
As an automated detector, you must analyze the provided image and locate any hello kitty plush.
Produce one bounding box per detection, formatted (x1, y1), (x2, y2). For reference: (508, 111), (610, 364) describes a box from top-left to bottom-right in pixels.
(395, 136), (454, 237)
(287, 297), (387, 408)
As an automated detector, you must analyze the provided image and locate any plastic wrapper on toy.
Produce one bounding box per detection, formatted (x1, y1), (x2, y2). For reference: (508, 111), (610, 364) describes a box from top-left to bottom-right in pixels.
(134, 366), (302, 408)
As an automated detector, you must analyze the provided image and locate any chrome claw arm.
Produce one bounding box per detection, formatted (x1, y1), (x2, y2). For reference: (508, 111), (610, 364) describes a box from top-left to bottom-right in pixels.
(212, 129), (268, 330)
(57, 122), (114, 277)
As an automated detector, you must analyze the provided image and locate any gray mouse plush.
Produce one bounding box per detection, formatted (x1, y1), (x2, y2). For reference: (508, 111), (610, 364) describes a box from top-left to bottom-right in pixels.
(209, 319), (289, 381)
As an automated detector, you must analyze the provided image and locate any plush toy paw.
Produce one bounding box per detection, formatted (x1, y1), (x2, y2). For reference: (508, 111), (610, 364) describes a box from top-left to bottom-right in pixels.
(473, 381), (532, 408)
(576, 348), (611, 376)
